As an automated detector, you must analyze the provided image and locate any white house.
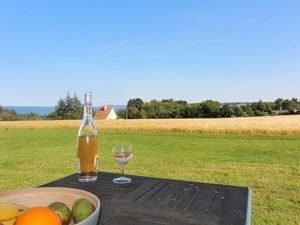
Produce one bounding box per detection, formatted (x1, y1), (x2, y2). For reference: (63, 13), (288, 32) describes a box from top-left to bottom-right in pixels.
(94, 106), (117, 120)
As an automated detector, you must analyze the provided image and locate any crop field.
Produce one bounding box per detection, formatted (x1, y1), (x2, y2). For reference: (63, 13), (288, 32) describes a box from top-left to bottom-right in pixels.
(1, 115), (300, 135)
(0, 117), (300, 225)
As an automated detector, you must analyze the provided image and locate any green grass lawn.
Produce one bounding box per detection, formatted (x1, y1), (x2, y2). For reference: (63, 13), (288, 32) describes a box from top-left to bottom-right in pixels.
(0, 128), (299, 225)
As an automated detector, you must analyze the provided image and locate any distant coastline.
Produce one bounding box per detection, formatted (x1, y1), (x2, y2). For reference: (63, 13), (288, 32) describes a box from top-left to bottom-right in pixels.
(3, 105), (125, 116)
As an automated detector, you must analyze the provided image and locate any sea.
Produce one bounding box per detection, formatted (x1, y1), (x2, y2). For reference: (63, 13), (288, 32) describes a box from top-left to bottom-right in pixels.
(3, 105), (126, 116)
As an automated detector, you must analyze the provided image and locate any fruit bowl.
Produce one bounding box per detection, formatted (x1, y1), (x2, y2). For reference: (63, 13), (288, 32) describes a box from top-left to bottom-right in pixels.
(0, 187), (101, 225)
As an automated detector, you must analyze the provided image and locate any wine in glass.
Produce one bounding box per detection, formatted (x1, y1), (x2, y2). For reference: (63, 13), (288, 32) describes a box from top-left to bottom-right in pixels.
(112, 144), (133, 184)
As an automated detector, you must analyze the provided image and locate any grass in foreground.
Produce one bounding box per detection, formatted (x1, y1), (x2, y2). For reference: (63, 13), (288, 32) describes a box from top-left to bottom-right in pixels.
(0, 128), (299, 225)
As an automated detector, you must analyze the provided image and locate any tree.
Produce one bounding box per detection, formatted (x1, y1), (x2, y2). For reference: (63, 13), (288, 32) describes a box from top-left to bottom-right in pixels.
(175, 100), (188, 105)
(0, 109), (18, 121)
(291, 98), (299, 103)
(141, 99), (189, 119)
(49, 93), (83, 119)
(241, 105), (254, 116)
(127, 98), (144, 111)
(233, 106), (244, 117)
(220, 104), (234, 117)
(198, 100), (221, 118)
(282, 98), (300, 113)
(282, 99), (290, 111)
(264, 102), (273, 114)
(50, 98), (66, 119)
(142, 100), (160, 118)
(139, 109), (147, 119)
(180, 104), (197, 118)
(274, 98), (283, 111)
(117, 108), (126, 119)
(119, 97), (300, 119)
(254, 110), (265, 116)
(256, 100), (266, 112)
(127, 107), (140, 119)
(161, 99), (174, 103)
(251, 100), (267, 116)
(126, 98), (145, 119)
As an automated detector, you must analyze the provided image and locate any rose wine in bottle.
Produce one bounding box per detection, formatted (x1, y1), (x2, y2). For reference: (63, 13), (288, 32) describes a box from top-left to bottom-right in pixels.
(76, 92), (99, 183)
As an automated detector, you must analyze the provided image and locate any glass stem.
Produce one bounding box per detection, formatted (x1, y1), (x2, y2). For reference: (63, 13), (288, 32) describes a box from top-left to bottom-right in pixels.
(121, 165), (124, 177)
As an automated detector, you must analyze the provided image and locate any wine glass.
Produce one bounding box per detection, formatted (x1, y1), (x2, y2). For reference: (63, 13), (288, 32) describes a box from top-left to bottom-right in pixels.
(112, 144), (133, 184)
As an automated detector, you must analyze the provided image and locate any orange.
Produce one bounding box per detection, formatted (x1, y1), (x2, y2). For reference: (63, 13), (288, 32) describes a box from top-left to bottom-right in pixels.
(14, 207), (62, 225)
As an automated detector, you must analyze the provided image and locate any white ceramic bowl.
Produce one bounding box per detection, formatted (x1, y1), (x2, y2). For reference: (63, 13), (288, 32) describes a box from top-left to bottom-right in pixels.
(0, 187), (101, 225)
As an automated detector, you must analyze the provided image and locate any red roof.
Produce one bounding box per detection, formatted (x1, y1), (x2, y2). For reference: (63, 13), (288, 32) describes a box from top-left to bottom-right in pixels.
(94, 106), (112, 120)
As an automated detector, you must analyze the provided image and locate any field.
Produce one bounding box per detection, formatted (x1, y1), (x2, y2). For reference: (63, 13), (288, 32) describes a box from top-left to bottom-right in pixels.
(1, 115), (300, 135)
(0, 117), (300, 225)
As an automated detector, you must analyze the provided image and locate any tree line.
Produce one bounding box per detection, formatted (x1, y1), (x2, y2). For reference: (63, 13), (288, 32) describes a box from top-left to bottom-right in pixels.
(0, 93), (83, 121)
(1, 95), (300, 121)
(117, 98), (300, 119)
(0, 107), (45, 121)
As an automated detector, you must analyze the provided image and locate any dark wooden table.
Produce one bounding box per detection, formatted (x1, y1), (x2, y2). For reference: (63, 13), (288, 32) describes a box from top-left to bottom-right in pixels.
(42, 172), (252, 225)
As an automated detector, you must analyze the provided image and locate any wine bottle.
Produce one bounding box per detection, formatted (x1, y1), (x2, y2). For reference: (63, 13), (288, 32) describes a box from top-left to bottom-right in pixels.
(76, 92), (99, 182)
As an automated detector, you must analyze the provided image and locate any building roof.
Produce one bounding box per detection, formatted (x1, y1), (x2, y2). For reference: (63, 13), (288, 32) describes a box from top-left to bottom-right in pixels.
(94, 106), (113, 120)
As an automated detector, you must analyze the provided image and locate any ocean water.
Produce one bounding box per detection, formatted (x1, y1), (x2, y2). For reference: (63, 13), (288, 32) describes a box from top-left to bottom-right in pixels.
(3, 105), (125, 116)
(3, 106), (55, 115)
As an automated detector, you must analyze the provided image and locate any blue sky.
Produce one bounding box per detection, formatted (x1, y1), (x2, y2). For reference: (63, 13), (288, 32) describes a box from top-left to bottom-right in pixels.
(0, 0), (299, 106)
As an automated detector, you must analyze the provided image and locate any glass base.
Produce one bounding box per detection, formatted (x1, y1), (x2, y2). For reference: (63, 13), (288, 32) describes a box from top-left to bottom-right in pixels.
(113, 176), (132, 184)
(77, 174), (97, 183)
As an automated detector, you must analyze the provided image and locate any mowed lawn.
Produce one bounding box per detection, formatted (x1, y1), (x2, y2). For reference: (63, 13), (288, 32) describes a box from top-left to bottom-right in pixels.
(0, 128), (299, 225)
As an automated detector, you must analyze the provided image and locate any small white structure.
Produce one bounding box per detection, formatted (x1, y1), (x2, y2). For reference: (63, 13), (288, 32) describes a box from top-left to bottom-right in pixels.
(94, 106), (117, 120)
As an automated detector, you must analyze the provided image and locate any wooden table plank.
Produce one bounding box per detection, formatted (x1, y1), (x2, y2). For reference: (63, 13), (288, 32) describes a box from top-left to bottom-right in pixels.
(42, 172), (251, 225)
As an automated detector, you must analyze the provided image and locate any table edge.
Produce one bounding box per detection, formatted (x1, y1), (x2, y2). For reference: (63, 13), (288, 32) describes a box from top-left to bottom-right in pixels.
(245, 188), (252, 225)
(42, 172), (250, 190)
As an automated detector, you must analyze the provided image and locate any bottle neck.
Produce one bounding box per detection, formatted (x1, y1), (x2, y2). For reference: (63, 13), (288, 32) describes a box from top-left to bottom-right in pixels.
(84, 104), (93, 117)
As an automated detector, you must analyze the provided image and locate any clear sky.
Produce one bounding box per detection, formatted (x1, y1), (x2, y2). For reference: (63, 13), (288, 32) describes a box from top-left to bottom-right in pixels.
(0, 0), (299, 106)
